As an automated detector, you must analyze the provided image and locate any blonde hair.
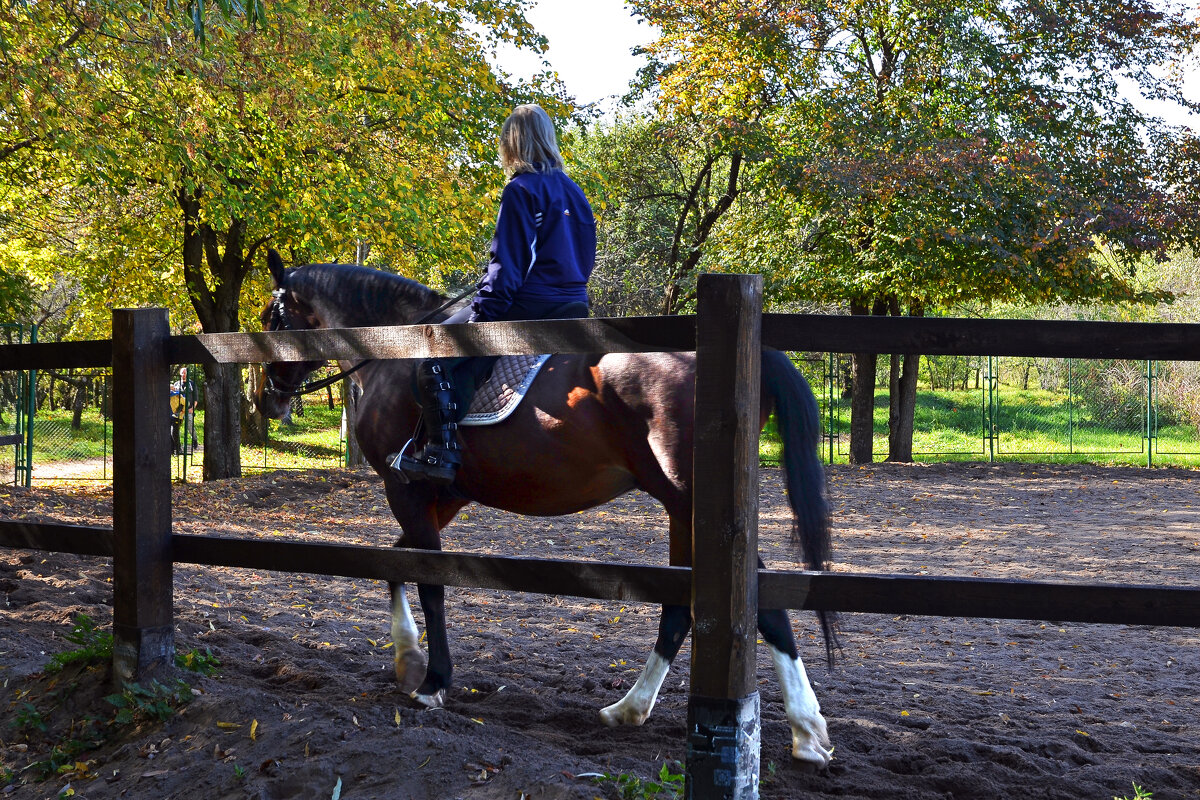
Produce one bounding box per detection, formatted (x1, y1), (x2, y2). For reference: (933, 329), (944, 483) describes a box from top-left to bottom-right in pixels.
(498, 104), (564, 177)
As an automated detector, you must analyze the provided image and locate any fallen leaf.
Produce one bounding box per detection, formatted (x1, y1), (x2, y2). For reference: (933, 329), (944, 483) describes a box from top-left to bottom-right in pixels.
(250, 719), (258, 741)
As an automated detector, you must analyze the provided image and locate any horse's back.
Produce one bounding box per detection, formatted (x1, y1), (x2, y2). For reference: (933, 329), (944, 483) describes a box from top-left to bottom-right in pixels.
(454, 352), (697, 516)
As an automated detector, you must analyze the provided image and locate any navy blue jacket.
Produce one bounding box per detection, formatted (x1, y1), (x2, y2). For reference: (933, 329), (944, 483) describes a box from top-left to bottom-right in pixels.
(470, 168), (596, 322)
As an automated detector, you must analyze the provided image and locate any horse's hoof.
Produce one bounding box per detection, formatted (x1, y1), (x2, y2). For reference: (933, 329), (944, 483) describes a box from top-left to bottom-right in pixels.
(791, 735), (833, 768)
(599, 701), (648, 727)
(394, 648), (427, 694)
(413, 688), (445, 709)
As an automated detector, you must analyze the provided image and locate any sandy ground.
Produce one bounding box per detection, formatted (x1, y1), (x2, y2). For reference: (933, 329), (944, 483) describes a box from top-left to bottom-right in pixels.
(1, 461), (1199, 799)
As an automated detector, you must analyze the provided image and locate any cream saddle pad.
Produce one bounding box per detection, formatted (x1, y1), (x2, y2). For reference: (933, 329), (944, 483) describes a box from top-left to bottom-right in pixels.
(460, 354), (552, 426)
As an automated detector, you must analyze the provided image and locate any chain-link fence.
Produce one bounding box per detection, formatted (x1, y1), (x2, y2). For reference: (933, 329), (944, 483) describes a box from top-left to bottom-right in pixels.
(15, 352), (1200, 481)
(11, 365), (351, 484)
(816, 354), (1200, 466)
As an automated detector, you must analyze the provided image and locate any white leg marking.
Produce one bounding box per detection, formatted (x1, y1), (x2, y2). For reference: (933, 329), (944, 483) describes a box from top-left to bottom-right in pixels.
(599, 652), (671, 727)
(391, 584), (427, 694)
(771, 646), (832, 766)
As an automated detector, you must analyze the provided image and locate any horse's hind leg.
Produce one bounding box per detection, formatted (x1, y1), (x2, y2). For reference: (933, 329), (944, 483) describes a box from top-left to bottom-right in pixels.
(759, 603), (832, 766)
(600, 510), (692, 727)
(599, 603), (690, 726)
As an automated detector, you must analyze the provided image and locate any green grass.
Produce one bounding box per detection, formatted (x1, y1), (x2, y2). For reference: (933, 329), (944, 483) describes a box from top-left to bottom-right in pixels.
(24, 403), (348, 478)
(761, 385), (1200, 467)
(24, 385), (1200, 474)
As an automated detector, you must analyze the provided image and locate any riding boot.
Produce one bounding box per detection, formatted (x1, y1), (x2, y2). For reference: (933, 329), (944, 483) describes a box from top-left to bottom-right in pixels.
(389, 360), (462, 485)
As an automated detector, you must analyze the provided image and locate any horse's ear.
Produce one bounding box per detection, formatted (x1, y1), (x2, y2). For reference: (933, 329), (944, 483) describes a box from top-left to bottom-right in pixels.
(267, 249), (286, 288)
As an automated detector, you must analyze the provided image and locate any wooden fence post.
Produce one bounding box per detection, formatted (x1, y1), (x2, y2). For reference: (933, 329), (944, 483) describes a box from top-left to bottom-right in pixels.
(111, 308), (175, 683)
(688, 274), (763, 799)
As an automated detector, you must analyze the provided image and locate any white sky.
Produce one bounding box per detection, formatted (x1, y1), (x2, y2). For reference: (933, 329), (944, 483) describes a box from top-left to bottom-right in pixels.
(492, 1), (1197, 128)
(491, 0), (657, 108)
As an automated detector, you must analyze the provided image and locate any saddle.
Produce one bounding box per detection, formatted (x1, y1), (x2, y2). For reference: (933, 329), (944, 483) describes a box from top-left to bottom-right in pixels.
(459, 354), (551, 426)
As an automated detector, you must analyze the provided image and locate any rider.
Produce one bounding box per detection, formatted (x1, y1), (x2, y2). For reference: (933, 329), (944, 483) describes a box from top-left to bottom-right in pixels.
(390, 104), (597, 485)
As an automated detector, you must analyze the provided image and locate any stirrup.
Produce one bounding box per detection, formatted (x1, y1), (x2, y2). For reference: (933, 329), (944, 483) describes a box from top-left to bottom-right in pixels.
(390, 450), (458, 486)
(388, 438), (459, 486)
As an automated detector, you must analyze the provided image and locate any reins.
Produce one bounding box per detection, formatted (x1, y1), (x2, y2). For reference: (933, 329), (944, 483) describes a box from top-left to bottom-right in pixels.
(268, 283), (477, 400)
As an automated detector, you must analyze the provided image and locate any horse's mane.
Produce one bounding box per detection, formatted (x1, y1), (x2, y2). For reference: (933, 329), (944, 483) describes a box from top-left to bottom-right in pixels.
(285, 263), (448, 327)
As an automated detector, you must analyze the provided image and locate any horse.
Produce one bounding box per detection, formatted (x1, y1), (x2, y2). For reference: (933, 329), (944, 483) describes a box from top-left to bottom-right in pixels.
(253, 250), (838, 766)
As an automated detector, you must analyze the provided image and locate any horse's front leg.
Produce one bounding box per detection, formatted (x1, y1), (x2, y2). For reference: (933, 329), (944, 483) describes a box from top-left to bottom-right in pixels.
(384, 480), (464, 709)
(389, 581), (427, 694)
(759, 607), (832, 767)
(389, 578), (453, 709)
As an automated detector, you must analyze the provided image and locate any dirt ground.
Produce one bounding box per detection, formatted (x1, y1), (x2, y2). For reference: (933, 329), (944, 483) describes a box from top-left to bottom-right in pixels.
(1, 461), (1198, 800)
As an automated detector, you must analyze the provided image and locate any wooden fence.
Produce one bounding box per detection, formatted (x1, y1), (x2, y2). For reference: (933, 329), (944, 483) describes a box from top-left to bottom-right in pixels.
(3, 274), (1200, 799)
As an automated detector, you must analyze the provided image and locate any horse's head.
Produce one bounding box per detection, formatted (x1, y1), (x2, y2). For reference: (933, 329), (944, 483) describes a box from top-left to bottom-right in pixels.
(253, 249), (327, 419)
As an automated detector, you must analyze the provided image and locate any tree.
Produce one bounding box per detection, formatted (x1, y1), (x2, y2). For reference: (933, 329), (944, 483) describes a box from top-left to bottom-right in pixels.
(633, 0), (1200, 462)
(2, 0), (560, 478)
(567, 116), (748, 316)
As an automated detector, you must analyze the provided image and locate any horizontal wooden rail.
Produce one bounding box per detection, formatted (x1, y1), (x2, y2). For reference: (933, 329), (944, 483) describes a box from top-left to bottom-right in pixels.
(170, 534), (692, 605)
(5, 522), (1197, 629)
(761, 571), (1200, 628)
(11, 315), (1200, 370)
(0, 521), (114, 556)
(764, 314), (1200, 360)
(168, 316), (698, 365)
(0, 339), (112, 371)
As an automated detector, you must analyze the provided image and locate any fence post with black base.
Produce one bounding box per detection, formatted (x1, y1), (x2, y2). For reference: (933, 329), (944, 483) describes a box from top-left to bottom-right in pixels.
(688, 273), (763, 799)
(110, 308), (175, 683)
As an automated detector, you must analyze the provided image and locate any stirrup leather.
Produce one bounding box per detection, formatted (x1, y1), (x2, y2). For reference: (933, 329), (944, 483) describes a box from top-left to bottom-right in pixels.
(388, 361), (462, 485)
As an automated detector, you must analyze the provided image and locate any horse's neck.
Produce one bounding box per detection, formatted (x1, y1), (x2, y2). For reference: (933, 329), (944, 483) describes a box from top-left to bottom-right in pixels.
(308, 296), (432, 330)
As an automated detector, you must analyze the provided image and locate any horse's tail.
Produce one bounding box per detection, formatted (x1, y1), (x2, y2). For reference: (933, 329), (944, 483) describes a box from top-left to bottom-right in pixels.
(762, 348), (839, 665)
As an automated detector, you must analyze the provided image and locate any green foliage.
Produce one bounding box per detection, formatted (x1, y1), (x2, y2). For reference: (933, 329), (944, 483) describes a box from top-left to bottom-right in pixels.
(45, 615), (113, 674)
(176, 648), (221, 676)
(1115, 785), (1153, 800)
(568, 117), (747, 316)
(25, 739), (93, 782)
(592, 761), (685, 800)
(233, 763), (247, 780)
(632, 0), (1200, 313)
(1070, 361), (1149, 432)
(11, 703), (48, 734)
(104, 679), (195, 726)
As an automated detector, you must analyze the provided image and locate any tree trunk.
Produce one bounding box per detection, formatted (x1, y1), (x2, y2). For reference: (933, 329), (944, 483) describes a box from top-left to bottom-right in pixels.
(71, 382), (86, 430)
(886, 301), (923, 463)
(848, 299), (878, 465)
(178, 185), (265, 480)
(203, 363), (243, 481)
(343, 377), (365, 467)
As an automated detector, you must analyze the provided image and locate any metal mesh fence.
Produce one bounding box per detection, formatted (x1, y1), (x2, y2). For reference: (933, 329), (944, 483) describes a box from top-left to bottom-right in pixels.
(241, 365), (350, 475)
(816, 354), (1200, 466)
(15, 353), (1200, 480)
(0, 373), (19, 485)
(16, 365), (349, 484)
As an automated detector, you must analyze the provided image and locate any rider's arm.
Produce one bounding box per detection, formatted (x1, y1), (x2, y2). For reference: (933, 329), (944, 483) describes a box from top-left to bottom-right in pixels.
(471, 180), (539, 322)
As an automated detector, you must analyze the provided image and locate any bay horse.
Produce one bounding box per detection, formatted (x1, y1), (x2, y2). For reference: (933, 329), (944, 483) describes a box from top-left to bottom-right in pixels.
(253, 250), (837, 766)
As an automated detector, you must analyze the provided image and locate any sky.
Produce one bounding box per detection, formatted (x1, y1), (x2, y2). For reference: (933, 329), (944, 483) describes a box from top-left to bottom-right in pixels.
(494, 1), (1197, 129)
(490, 0), (657, 108)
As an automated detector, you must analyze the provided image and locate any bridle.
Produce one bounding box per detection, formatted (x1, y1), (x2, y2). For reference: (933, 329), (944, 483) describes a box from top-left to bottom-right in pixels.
(261, 283), (476, 401)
